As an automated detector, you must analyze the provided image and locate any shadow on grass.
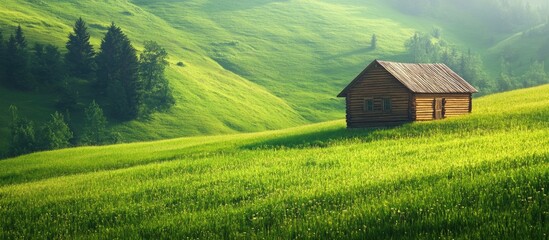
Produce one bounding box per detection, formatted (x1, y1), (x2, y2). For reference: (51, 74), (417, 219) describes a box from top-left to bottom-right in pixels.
(241, 127), (359, 150)
(240, 109), (547, 150)
(241, 123), (408, 150)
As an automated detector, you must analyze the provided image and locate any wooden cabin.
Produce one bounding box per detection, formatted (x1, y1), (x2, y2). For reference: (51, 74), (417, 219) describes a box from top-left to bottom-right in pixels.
(337, 60), (478, 128)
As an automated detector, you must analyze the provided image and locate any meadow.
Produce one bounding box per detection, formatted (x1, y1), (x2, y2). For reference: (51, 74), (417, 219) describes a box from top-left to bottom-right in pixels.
(0, 84), (547, 239)
(2, 0), (547, 152)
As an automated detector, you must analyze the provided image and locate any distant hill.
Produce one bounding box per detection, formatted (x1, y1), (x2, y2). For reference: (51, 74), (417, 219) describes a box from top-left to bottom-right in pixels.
(0, 84), (547, 238)
(486, 23), (549, 75)
(0, 0), (547, 153)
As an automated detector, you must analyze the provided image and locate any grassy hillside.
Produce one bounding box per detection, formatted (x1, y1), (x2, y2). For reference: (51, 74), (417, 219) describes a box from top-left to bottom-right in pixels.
(0, 0), (312, 150)
(1, 0), (547, 154)
(0, 85), (547, 238)
(486, 23), (549, 75)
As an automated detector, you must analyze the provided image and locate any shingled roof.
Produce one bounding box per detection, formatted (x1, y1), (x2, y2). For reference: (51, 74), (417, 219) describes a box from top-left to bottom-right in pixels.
(338, 60), (478, 97)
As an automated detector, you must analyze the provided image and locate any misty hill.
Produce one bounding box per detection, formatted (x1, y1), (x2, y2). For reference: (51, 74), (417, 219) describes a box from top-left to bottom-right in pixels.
(1, 0), (548, 153)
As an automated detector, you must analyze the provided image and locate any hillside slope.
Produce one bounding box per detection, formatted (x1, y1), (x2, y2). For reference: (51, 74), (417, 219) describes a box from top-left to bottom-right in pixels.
(0, 0), (313, 149)
(486, 23), (549, 75)
(0, 85), (547, 238)
(1, 0), (546, 152)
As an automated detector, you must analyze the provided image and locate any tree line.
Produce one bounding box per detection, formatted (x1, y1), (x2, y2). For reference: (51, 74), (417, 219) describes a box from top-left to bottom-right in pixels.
(7, 101), (114, 156)
(1, 18), (175, 157)
(404, 31), (549, 94)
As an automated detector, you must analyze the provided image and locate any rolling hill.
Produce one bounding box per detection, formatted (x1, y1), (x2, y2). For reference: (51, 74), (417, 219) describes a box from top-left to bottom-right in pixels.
(0, 0), (547, 154)
(486, 23), (549, 75)
(0, 84), (547, 238)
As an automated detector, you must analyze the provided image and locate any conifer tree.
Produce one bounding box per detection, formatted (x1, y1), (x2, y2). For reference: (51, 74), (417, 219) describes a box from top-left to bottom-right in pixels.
(14, 25), (27, 49)
(66, 18), (95, 77)
(0, 31), (5, 85)
(5, 26), (32, 89)
(139, 41), (174, 113)
(33, 44), (65, 85)
(371, 34), (377, 49)
(5, 35), (22, 88)
(5, 34), (17, 73)
(96, 22), (141, 120)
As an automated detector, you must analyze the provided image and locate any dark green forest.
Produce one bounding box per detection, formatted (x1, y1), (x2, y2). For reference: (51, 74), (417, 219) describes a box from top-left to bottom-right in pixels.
(0, 19), (174, 157)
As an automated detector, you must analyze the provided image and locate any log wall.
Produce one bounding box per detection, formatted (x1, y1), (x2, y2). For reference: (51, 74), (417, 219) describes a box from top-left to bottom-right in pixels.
(346, 66), (411, 128)
(413, 93), (472, 121)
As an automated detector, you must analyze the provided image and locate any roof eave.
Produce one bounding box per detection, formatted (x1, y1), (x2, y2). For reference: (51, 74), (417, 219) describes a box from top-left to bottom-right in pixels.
(412, 90), (479, 94)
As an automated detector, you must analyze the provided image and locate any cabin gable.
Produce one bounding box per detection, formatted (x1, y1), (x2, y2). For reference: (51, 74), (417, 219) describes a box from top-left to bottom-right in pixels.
(345, 64), (412, 128)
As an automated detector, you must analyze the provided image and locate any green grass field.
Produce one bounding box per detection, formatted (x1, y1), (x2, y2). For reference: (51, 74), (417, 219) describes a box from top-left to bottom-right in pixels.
(0, 84), (547, 239)
(2, 0), (545, 153)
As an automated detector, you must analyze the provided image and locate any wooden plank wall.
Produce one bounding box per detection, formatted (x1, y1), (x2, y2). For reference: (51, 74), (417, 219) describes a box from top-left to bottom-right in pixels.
(413, 93), (472, 121)
(346, 66), (411, 128)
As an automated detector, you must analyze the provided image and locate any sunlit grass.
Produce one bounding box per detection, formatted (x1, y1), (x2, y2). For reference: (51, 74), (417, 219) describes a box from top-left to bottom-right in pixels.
(0, 85), (547, 238)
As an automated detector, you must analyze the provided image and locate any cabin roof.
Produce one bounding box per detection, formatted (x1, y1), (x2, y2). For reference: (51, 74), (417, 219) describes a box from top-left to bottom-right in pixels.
(338, 60), (478, 97)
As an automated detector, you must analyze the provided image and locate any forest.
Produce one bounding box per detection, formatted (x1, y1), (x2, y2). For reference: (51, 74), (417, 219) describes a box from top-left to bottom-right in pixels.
(0, 19), (174, 157)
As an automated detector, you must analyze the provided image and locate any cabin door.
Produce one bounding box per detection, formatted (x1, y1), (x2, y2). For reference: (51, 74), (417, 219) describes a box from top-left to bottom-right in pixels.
(434, 98), (444, 120)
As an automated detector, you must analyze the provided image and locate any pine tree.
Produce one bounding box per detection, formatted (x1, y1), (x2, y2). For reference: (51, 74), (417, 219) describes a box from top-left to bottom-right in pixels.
(370, 34), (377, 49)
(139, 41), (174, 114)
(14, 25), (27, 49)
(5, 35), (20, 88)
(0, 31), (5, 85)
(5, 35), (17, 81)
(96, 22), (141, 120)
(39, 112), (73, 150)
(107, 79), (129, 116)
(33, 44), (65, 85)
(66, 18), (95, 77)
(81, 100), (108, 145)
(55, 82), (79, 112)
(5, 26), (32, 90)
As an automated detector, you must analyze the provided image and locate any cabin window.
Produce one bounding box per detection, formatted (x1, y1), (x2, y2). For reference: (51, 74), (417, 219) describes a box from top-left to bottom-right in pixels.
(382, 98), (392, 112)
(364, 98), (374, 112)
